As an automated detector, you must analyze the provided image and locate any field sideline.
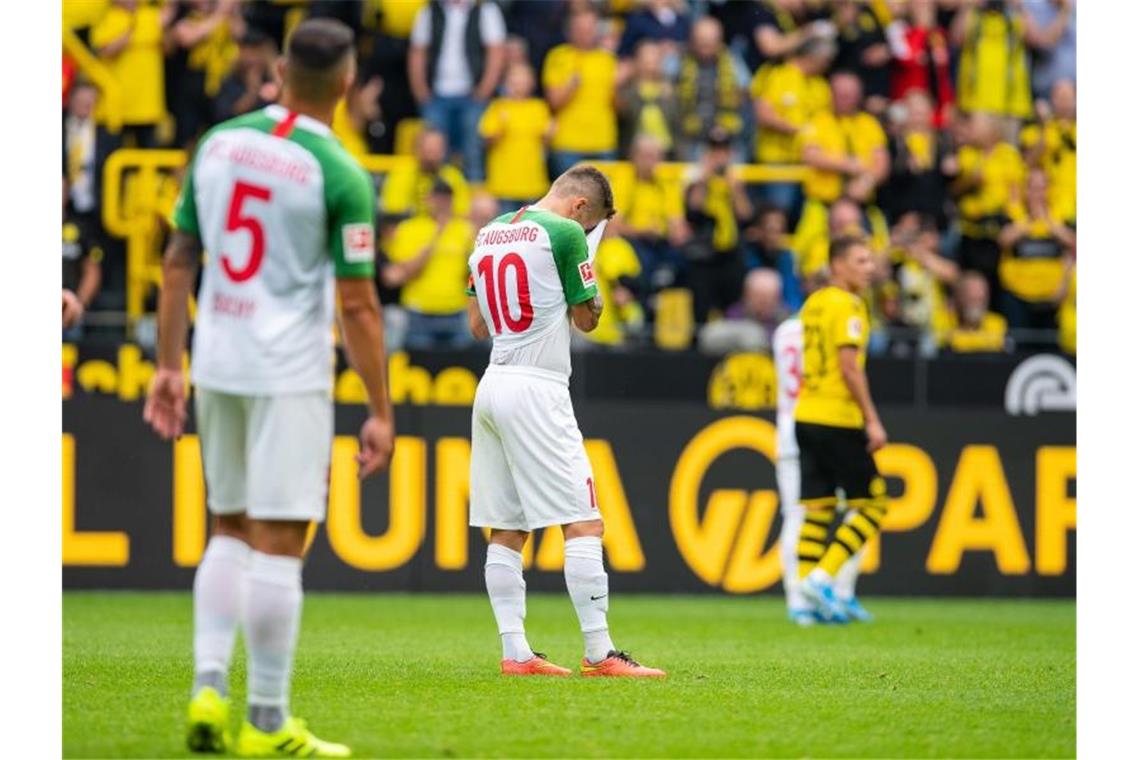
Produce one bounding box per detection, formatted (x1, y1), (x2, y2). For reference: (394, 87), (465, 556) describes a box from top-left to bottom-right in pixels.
(63, 592), (1074, 758)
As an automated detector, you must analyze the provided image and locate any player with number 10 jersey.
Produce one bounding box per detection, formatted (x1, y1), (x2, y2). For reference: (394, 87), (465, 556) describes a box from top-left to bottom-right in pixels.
(465, 166), (665, 679)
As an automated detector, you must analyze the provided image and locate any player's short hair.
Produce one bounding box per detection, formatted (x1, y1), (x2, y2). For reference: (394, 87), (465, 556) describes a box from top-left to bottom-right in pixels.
(829, 234), (868, 263)
(284, 18), (355, 102)
(551, 165), (616, 221)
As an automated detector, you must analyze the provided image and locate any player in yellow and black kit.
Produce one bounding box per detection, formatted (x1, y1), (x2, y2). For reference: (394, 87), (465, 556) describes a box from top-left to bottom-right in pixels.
(794, 235), (887, 623)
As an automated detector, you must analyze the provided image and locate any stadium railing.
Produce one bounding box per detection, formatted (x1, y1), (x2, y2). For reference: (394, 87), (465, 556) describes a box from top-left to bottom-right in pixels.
(102, 150), (807, 332)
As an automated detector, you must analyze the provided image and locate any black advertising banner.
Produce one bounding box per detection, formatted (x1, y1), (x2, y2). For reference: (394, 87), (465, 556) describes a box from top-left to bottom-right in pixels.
(63, 394), (1075, 596)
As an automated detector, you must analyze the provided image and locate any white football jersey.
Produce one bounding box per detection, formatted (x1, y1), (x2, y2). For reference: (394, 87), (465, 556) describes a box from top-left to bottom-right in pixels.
(467, 206), (598, 377)
(172, 105), (376, 395)
(772, 315), (804, 458)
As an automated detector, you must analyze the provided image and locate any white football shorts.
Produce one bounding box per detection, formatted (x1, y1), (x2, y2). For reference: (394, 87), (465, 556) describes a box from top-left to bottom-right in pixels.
(195, 388), (333, 522)
(469, 364), (601, 532)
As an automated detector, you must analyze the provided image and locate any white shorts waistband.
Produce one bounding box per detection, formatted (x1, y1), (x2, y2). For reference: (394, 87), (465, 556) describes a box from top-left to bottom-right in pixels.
(483, 363), (569, 386)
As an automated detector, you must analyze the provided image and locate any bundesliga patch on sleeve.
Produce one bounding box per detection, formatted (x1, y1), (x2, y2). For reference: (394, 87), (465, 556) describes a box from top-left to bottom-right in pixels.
(342, 223), (374, 263)
(578, 260), (596, 287)
(847, 316), (864, 340)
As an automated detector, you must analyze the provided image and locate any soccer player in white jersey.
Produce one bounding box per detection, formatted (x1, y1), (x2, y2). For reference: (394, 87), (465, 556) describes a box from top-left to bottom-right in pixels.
(144, 19), (394, 758)
(773, 273), (871, 627)
(466, 166), (665, 678)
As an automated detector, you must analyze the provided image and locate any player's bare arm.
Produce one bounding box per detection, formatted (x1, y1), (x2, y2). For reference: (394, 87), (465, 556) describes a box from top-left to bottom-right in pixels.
(570, 294), (603, 333)
(144, 230), (202, 441)
(467, 297), (490, 340)
(337, 277), (395, 478)
(838, 346), (886, 452)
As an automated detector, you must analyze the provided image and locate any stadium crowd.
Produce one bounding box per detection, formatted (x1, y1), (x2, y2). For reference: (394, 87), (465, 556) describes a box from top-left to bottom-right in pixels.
(62, 0), (1077, 356)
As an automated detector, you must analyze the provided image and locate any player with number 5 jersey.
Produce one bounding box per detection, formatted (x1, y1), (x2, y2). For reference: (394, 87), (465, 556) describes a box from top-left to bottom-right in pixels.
(466, 166), (665, 679)
(145, 19), (394, 758)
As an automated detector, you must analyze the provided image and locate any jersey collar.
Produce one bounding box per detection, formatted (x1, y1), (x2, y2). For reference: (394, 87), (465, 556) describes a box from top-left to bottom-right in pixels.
(265, 105), (333, 138)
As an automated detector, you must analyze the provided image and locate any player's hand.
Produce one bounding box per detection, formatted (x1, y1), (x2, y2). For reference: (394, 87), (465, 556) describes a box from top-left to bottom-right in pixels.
(62, 289), (84, 329)
(143, 367), (187, 441)
(356, 414), (395, 479)
(865, 419), (888, 453)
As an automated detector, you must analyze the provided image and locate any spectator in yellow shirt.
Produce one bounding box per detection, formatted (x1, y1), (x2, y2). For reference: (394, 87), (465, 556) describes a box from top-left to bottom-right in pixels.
(543, 7), (619, 175)
(940, 271), (1009, 354)
(750, 35), (835, 216)
(91, 0), (176, 147)
(384, 181), (477, 350)
(1020, 78), (1075, 225)
(478, 63), (553, 213)
(612, 135), (688, 293)
(793, 71), (889, 273)
(381, 127), (471, 220)
(949, 111), (1025, 300)
(996, 168), (1075, 348)
(333, 74), (385, 160)
(951, 0), (1032, 119)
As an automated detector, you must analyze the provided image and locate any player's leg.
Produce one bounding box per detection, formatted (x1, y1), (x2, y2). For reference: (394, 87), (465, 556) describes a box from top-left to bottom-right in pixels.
(776, 454), (814, 625)
(805, 428), (887, 620)
(499, 376), (664, 677)
(234, 393), (348, 758)
(793, 424), (839, 580)
(794, 423), (848, 622)
(833, 543), (872, 622)
(187, 390), (250, 753)
(470, 375), (569, 676)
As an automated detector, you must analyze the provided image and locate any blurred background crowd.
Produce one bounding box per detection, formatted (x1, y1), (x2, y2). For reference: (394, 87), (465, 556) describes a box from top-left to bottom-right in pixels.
(62, 0), (1076, 356)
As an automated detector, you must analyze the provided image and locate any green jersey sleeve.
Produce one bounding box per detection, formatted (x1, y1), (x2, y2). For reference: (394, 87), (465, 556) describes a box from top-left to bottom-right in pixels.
(326, 158), (377, 279)
(171, 152), (199, 236)
(547, 216), (598, 305)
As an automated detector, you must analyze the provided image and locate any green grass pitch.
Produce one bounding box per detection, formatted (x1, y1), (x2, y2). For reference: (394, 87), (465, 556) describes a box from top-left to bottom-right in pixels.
(63, 592), (1074, 758)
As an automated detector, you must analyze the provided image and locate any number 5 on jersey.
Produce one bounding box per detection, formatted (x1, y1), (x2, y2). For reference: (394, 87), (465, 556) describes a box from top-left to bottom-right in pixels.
(476, 253), (533, 334)
(222, 180), (272, 282)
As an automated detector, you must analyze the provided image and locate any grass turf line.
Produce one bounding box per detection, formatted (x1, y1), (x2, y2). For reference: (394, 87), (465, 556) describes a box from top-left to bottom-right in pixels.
(63, 592), (1074, 758)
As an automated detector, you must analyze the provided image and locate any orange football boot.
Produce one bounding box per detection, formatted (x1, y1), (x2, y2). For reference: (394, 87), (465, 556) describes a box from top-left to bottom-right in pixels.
(580, 650), (666, 678)
(500, 653), (572, 676)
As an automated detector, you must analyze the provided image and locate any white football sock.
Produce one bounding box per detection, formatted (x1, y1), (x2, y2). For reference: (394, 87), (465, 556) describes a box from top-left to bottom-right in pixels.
(779, 503), (809, 611)
(193, 535), (251, 696)
(834, 548), (864, 602)
(485, 544), (534, 662)
(564, 536), (615, 664)
(243, 551), (303, 731)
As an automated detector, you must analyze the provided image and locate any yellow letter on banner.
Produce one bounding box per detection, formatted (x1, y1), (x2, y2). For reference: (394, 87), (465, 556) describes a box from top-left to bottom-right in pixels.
(435, 437), (471, 570)
(927, 445), (1030, 574)
(172, 435), (207, 567)
(62, 434), (130, 566)
(1036, 446), (1076, 575)
(327, 435), (426, 571)
(860, 443), (938, 573)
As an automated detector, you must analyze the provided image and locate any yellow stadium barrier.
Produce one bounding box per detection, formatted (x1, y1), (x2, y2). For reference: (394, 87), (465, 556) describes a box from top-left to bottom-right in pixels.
(102, 150), (187, 326)
(102, 149), (805, 329)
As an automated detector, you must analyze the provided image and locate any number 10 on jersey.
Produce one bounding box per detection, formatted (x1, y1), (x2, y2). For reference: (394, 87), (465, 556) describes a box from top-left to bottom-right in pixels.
(476, 254), (533, 334)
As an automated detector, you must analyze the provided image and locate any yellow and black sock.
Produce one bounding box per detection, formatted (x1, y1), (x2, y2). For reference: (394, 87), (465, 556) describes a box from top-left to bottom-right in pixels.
(818, 498), (887, 577)
(796, 499), (837, 578)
